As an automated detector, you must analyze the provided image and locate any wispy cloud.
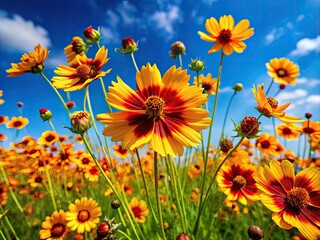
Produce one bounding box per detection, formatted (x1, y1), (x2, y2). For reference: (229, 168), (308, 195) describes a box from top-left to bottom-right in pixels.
(297, 77), (320, 87)
(290, 35), (320, 56)
(46, 52), (67, 68)
(296, 14), (305, 22)
(116, 1), (140, 26)
(296, 95), (320, 105)
(0, 13), (51, 52)
(101, 27), (120, 45)
(276, 89), (307, 102)
(265, 27), (285, 44)
(202, 0), (218, 6)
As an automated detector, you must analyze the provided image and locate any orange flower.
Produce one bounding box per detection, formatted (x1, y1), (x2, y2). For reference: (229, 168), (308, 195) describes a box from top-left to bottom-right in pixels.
(0, 133), (7, 142)
(193, 73), (218, 95)
(198, 15), (254, 55)
(38, 130), (59, 146)
(276, 123), (302, 140)
(252, 84), (301, 123)
(113, 144), (130, 159)
(301, 120), (320, 142)
(256, 133), (280, 156)
(52, 47), (111, 91)
(39, 210), (71, 239)
(0, 116), (8, 125)
(128, 197), (149, 223)
(6, 116), (29, 130)
(0, 90), (4, 105)
(64, 36), (88, 66)
(266, 58), (300, 86)
(6, 44), (49, 77)
(254, 160), (320, 240)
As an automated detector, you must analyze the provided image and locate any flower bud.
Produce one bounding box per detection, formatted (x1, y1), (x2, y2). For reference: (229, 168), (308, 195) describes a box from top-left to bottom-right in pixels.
(220, 138), (233, 153)
(305, 112), (312, 119)
(111, 199), (120, 209)
(176, 232), (192, 240)
(83, 26), (101, 43)
(247, 225), (264, 240)
(169, 41), (186, 59)
(115, 37), (138, 54)
(39, 108), (52, 121)
(232, 83), (243, 93)
(189, 58), (205, 73)
(240, 116), (260, 138)
(279, 84), (286, 90)
(17, 102), (24, 107)
(66, 101), (76, 109)
(68, 111), (92, 134)
(96, 221), (110, 238)
(71, 36), (87, 54)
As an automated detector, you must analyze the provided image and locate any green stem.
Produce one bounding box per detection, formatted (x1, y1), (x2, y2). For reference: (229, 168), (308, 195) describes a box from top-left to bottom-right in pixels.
(131, 53), (139, 72)
(44, 164), (58, 211)
(154, 152), (166, 240)
(265, 78), (274, 95)
(178, 54), (183, 68)
(118, 229), (133, 240)
(264, 222), (277, 240)
(99, 77), (112, 113)
(1, 207), (20, 240)
(40, 72), (70, 116)
(221, 92), (236, 137)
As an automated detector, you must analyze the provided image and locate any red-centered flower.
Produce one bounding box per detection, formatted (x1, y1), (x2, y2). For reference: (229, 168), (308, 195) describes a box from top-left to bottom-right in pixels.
(96, 63), (211, 157)
(254, 160), (320, 240)
(217, 164), (259, 205)
(52, 47), (111, 91)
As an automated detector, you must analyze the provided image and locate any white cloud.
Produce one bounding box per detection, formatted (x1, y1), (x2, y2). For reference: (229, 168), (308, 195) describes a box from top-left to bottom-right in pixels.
(219, 86), (233, 93)
(151, 6), (182, 37)
(296, 14), (305, 22)
(286, 22), (294, 29)
(106, 9), (120, 28)
(202, 0), (218, 5)
(46, 52), (67, 68)
(296, 95), (320, 105)
(0, 13), (51, 52)
(276, 89), (307, 102)
(116, 1), (139, 26)
(290, 36), (320, 56)
(101, 27), (120, 44)
(265, 27), (284, 44)
(297, 77), (320, 87)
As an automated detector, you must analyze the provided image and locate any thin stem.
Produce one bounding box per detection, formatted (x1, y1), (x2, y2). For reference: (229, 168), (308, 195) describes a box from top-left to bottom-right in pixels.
(178, 54), (183, 68)
(131, 53), (139, 72)
(1, 206), (20, 240)
(99, 77), (112, 113)
(265, 78), (274, 95)
(272, 117), (277, 137)
(40, 72), (70, 116)
(154, 152), (166, 240)
(48, 119), (64, 154)
(264, 222), (277, 240)
(118, 229), (133, 240)
(221, 92), (236, 138)
(44, 165), (58, 211)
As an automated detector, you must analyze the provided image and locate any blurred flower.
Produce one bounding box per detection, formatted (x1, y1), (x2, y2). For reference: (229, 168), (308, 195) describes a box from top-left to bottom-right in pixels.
(193, 73), (218, 95)
(17, 102), (23, 107)
(254, 160), (320, 240)
(0, 133), (7, 142)
(198, 15), (254, 55)
(39, 210), (71, 240)
(38, 130), (59, 146)
(97, 63), (211, 157)
(64, 36), (88, 66)
(66, 197), (102, 233)
(6, 116), (29, 130)
(115, 37), (138, 54)
(113, 144), (130, 159)
(128, 197), (149, 223)
(0, 90), (4, 105)
(83, 26), (100, 43)
(266, 58), (299, 86)
(0, 116), (9, 125)
(66, 101), (76, 109)
(217, 163), (259, 205)
(84, 165), (100, 182)
(6, 44), (49, 77)
(0, 183), (8, 206)
(276, 123), (301, 140)
(252, 84), (301, 123)
(39, 108), (52, 121)
(256, 133), (280, 156)
(53, 47), (110, 91)
(27, 173), (46, 188)
(301, 120), (320, 142)
(220, 138), (233, 153)
(169, 41), (186, 59)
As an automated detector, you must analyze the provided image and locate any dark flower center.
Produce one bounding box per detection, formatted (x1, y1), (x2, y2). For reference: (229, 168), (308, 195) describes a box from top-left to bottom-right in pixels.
(286, 187), (310, 210)
(277, 69), (287, 77)
(82, 158), (90, 164)
(233, 175), (247, 189)
(78, 210), (90, 222)
(35, 176), (43, 183)
(145, 96), (165, 119)
(13, 121), (23, 128)
(51, 223), (65, 237)
(260, 140), (270, 149)
(283, 128), (292, 135)
(45, 134), (56, 142)
(131, 206), (142, 219)
(218, 29), (232, 43)
(303, 127), (315, 134)
(267, 97), (278, 109)
(76, 64), (97, 80)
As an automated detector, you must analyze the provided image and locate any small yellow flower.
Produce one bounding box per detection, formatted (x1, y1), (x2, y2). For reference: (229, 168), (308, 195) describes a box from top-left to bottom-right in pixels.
(38, 130), (59, 146)
(193, 73), (218, 94)
(6, 116), (29, 130)
(128, 197), (149, 223)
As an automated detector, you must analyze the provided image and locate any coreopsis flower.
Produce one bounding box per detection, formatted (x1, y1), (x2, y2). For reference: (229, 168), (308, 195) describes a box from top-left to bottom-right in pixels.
(96, 63), (211, 157)
(0, 133), (7, 142)
(0, 115), (8, 125)
(128, 197), (149, 223)
(217, 164), (259, 205)
(6, 116), (29, 130)
(169, 41), (186, 59)
(0, 90), (4, 105)
(252, 84), (301, 123)
(301, 120), (320, 142)
(115, 37), (138, 54)
(66, 197), (102, 233)
(64, 36), (88, 66)
(266, 58), (300, 86)
(113, 144), (130, 159)
(27, 173), (46, 188)
(38, 130), (59, 146)
(6, 44), (49, 77)
(198, 15), (254, 55)
(83, 26), (100, 43)
(53, 46), (111, 91)
(254, 160), (320, 240)
(276, 123), (301, 140)
(84, 165), (100, 182)
(39, 210), (71, 240)
(256, 133), (280, 156)
(193, 73), (218, 94)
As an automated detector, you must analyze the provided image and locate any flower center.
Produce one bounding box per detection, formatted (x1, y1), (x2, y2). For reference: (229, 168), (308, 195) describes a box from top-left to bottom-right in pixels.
(35, 176), (43, 183)
(267, 97), (278, 109)
(78, 210), (90, 222)
(277, 69), (287, 77)
(76, 64), (96, 80)
(286, 187), (310, 210)
(82, 158), (90, 164)
(233, 175), (246, 189)
(45, 134), (56, 142)
(51, 223), (65, 237)
(218, 29), (232, 43)
(145, 96), (165, 119)
(13, 121), (23, 128)
(283, 128), (292, 135)
(303, 127), (315, 134)
(260, 140), (271, 149)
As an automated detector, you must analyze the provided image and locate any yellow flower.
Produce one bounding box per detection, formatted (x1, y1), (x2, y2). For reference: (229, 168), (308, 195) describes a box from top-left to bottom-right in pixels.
(198, 15), (254, 55)
(266, 58), (300, 86)
(64, 36), (88, 66)
(0, 115), (9, 125)
(128, 197), (149, 223)
(193, 73), (218, 95)
(66, 197), (102, 233)
(6, 116), (29, 130)
(0, 90), (4, 105)
(255, 133), (280, 156)
(38, 130), (59, 146)
(39, 210), (71, 240)
(6, 44), (49, 77)
(52, 47), (111, 91)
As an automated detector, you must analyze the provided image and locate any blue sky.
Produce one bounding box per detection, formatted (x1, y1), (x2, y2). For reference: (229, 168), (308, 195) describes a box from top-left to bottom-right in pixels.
(0, 0), (319, 151)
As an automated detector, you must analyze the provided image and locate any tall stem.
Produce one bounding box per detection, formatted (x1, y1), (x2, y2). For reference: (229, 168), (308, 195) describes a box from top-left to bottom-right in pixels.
(131, 53), (139, 72)
(178, 54), (183, 68)
(220, 92), (236, 138)
(264, 222), (277, 240)
(265, 78), (274, 95)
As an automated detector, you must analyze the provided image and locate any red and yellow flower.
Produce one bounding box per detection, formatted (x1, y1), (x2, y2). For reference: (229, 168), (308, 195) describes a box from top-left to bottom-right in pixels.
(38, 130), (59, 146)
(254, 160), (320, 240)
(256, 133), (281, 156)
(276, 123), (302, 140)
(128, 197), (149, 223)
(198, 15), (254, 55)
(6, 116), (29, 130)
(193, 73), (218, 95)
(97, 64), (211, 157)
(64, 36), (88, 66)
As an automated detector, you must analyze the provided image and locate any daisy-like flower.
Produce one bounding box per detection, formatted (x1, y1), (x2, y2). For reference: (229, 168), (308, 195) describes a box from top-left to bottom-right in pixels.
(301, 120), (320, 142)
(39, 210), (71, 240)
(38, 130), (59, 146)
(217, 163), (259, 205)
(266, 58), (300, 86)
(0, 133), (7, 142)
(0, 90), (4, 105)
(276, 123), (302, 141)
(198, 15), (254, 55)
(6, 116), (29, 130)
(0, 115), (8, 125)
(252, 84), (301, 123)
(254, 160), (320, 240)
(66, 197), (102, 233)
(52, 47), (111, 91)
(84, 165), (100, 182)
(96, 63), (211, 157)
(256, 133), (281, 156)
(6, 44), (49, 77)
(64, 36), (88, 66)
(128, 197), (149, 223)
(193, 73), (218, 95)
(113, 144), (130, 159)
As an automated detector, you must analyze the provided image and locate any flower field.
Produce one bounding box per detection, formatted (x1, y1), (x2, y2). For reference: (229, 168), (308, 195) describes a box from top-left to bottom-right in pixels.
(0, 14), (320, 240)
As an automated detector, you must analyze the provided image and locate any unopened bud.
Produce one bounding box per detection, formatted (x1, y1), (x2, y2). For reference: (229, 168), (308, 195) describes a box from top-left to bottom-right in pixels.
(220, 138), (233, 153)
(247, 225), (264, 240)
(169, 41), (186, 59)
(96, 221), (110, 238)
(176, 232), (192, 240)
(189, 58), (205, 73)
(305, 112), (312, 119)
(66, 101), (76, 109)
(17, 102), (24, 107)
(111, 199), (120, 209)
(67, 111), (92, 134)
(83, 26), (101, 43)
(115, 37), (138, 54)
(39, 108), (52, 121)
(237, 116), (260, 138)
(279, 84), (286, 90)
(233, 83), (243, 93)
